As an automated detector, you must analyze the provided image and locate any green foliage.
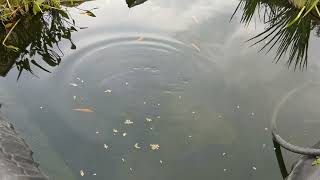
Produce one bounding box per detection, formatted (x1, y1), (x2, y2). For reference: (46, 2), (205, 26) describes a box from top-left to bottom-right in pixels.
(233, 0), (320, 69)
(0, 9), (78, 79)
(312, 156), (320, 165)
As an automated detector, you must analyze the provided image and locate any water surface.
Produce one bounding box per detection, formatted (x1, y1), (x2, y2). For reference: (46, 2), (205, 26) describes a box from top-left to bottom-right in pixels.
(1, 0), (320, 179)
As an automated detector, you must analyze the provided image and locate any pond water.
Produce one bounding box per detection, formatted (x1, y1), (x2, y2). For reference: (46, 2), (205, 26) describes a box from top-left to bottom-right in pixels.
(1, 0), (320, 179)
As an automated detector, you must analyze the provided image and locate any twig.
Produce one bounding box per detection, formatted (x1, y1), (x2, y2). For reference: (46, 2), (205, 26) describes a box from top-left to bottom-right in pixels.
(5, 0), (12, 9)
(2, 18), (20, 46)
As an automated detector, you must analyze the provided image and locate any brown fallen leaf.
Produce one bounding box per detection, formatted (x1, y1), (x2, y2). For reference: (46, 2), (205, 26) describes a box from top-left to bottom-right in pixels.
(72, 108), (94, 113)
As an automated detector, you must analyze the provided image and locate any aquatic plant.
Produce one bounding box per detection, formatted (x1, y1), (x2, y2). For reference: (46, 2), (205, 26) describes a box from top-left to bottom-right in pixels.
(233, 0), (320, 69)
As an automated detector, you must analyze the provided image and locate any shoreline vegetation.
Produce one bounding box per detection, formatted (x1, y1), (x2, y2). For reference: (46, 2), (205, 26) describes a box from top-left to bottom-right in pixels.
(0, 0), (142, 79)
(1, 0), (320, 71)
(234, 0), (320, 69)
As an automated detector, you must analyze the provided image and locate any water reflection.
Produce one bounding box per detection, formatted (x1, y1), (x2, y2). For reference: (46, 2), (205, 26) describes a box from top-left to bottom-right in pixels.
(1, 0), (320, 180)
(234, 0), (320, 69)
(0, 9), (77, 79)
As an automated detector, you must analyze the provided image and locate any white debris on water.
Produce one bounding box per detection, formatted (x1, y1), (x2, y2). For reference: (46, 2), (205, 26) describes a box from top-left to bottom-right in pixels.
(143, 101), (146, 104)
(125, 82), (129, 86)
(264, 128), (268, 131)
(160, 160), (163, 164)
(222, 152), (226, 156)
(70, 83), (78, 87)
(113, 129), (118, 133)
(250, 112), (255, 116)
(80, 170), (85, 176)
(73, 96), (76, 100)
(104, 144), (109, 150)
(123, 132), (127, 137)
(122, 158), (125, 162)
(146, 118), (152, 122)
(236, 105), (240, 109)
(124, 120), (134, 125)
(252, 166), (257, 171)
(104, 89), (112, 93)
(223, 169), (227, 172)
(96, 131), (100, 134)
(40, 106), (43, 110)
(134, 143), (141, 149)
(150, 144), (160, 150)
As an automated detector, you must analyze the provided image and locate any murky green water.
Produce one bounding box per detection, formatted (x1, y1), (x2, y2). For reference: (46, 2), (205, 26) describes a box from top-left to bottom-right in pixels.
(1, 0), (320, 179)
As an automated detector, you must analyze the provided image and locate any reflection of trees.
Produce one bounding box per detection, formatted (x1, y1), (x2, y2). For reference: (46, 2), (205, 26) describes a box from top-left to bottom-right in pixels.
(126, 0), (148, 8)
(234, 0), (320, 69)
(0, 10), (77, 79)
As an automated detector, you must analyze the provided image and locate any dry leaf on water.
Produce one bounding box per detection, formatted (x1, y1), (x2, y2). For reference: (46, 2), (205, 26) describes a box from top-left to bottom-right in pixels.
(134, 143), (141, 149)
(150, 144), (160, 150)
(80, 170), (85, 176)
(137, 37), (144, 41)
(191, 43), (201, 52)
(72, 108), (94, 113)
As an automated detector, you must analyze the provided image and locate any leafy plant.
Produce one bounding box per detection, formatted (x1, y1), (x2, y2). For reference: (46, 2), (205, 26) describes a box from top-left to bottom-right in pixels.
(233, 0), (320, 69)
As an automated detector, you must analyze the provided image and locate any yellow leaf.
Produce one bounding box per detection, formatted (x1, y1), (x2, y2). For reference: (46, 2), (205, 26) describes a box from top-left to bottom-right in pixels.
(4, 23), (13, 29)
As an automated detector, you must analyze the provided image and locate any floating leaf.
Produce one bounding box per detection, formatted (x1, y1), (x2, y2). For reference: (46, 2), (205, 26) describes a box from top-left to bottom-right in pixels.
(124, 119), (133, 125)
(80, 10), (96, 17)
(150, 144), (160, 150)
(134, 143), (141, 149)
(69, 83), (78, 87)
(103, 144), (109, 150)
(192, 16), (199, 24)
(137, 37), (144, 41)
(80, 170), (85, 176)
(191, 43), (201, 52)
(72, 108), (94, 112)
(104, 89), (112, 93)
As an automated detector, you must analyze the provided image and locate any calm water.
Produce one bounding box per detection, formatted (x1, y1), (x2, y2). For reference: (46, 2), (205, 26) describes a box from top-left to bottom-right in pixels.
(1, 0), (320, 179)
